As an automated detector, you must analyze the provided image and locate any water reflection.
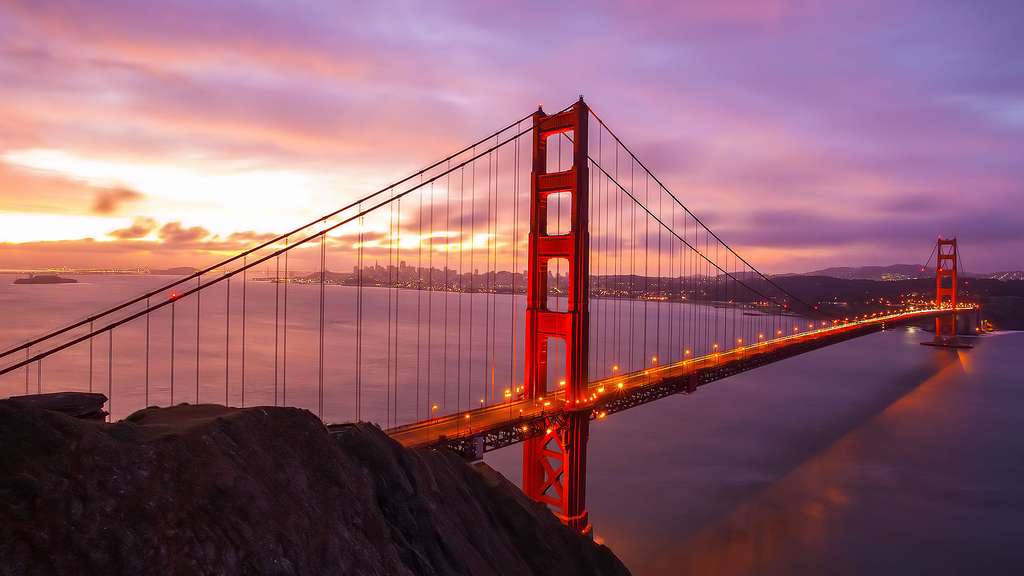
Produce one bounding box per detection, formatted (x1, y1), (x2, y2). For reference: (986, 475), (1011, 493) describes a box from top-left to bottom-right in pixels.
(5, 274), (1022, 574)
(488, 331), (1024, 575)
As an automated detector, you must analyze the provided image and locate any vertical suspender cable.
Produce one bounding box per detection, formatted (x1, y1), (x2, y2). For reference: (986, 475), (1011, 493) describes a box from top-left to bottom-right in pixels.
(195, 276), (201, 403)
(145, 298), (150, 407)
(171, 302), (176, 404)
(283, 238), (289, 406)
(443, 163), (451, 410)
(241, 255), (246, 408)
(225, 277), (230, 406)
(319, 230), (326, 419)
(274, 255), (279, 405)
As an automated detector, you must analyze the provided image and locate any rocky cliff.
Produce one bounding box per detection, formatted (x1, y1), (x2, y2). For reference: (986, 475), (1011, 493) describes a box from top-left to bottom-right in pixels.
(0, 398), (628, 575)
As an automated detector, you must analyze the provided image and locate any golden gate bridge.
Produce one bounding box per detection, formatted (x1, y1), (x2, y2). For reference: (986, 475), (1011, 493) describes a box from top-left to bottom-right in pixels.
(0, 98), (975, 535)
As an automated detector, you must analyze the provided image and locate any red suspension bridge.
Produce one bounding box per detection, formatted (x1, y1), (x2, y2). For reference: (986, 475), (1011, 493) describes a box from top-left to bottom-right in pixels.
(0, 98), (976, 535)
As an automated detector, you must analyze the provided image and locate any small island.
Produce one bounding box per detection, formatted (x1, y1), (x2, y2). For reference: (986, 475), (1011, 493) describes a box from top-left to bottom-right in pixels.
(13, 274), (78, 285)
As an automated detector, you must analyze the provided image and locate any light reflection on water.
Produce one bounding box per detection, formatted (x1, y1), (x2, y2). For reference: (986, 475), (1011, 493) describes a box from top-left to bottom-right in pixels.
(487, 329), (1024, 575)
(4, 274), (1022, 574)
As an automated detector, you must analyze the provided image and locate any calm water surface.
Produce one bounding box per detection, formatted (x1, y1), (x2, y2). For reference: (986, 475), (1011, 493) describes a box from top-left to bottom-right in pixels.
(489, 327), (1024, 574)
(3, 274), (1022, 574)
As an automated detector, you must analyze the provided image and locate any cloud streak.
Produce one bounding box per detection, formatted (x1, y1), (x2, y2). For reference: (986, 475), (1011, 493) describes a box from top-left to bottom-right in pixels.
(0, 0), (1021, 272)
(92, 187), (142, 214)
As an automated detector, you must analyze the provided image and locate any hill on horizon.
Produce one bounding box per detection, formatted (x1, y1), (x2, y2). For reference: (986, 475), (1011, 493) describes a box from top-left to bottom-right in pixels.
(797, 264), (928, 281)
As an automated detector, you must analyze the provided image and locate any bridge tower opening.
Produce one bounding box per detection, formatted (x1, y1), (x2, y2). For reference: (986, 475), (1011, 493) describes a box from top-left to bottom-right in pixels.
(934, 237), (958, 341)
(523, 97), (591, 535)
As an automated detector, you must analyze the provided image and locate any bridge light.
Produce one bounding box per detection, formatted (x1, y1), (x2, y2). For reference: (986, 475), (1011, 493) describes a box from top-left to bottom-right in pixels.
(546, 428), (553, 434)
(558, 380), (566, 388)
(522, 426), (529, 432)
(611, 364), (619, 372)
(479, 398), (485, 406)
(464, 413), (470, 419)
(597, 386), (605, 393)
(617, 382), (624, 389)
(543, 401), (551, 407)
(684, 349), (691, 355)
(713, 343), (719, 349)
(758, 334), (764, 339)
(737, 338), (743, 345)
(651, 356), (658, 364)
(777, 330), (782, 336)
(432, 404), (438, 412)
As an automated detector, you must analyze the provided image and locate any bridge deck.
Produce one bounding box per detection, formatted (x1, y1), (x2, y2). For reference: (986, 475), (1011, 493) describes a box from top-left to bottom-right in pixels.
(334, 307), (968, 457)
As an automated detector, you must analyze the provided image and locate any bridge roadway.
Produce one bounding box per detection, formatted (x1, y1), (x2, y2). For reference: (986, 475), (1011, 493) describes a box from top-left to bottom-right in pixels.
(332, 307), (970, 458)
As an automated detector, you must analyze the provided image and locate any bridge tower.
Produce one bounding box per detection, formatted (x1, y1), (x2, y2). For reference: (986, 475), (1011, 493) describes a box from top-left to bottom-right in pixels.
(934, 237), (958, 341)
(523, 97), (591, 534)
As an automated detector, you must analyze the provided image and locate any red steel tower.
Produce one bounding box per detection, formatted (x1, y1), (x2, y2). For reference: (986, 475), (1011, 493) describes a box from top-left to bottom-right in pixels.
(523, 98), (591, 534)
(934, 237), (958, 340)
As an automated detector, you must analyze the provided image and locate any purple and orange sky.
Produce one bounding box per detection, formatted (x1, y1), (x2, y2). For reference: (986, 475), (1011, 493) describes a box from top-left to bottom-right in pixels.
(1, 1), (1021, 273)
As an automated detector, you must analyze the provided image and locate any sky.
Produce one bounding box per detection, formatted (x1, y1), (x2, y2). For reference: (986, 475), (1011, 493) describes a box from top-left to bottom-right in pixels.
(0, 0), (1022, 273)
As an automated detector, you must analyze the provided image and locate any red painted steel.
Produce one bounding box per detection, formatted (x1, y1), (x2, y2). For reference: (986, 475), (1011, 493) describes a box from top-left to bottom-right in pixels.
(935, 237), (958, 340)
(523, 98), (591, 534)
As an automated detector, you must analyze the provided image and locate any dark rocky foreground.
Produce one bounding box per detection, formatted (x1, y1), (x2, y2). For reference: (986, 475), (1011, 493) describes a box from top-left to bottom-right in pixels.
(0, 396), (629, 575)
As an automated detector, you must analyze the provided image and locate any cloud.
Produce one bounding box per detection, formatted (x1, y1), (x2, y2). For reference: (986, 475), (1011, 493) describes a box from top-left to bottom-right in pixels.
(158, 221), (209, 244)
(92, 186), (142, 214)
(0, 0), (1022, 274)
(108, 216), (157, 239)
(226, 230), (278, 244)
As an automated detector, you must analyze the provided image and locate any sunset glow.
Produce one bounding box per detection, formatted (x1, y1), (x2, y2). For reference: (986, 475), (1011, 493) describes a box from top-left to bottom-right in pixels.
(1, 1), (1021, 272)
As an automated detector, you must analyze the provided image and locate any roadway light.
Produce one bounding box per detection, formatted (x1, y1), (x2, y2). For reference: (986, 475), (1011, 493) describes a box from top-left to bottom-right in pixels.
(684, 349), (692, 355)
(559, 380), (566, 388)
(612, 364), (619, 372)
(651, 356), (658, 364)
(617, 382), (624, 389)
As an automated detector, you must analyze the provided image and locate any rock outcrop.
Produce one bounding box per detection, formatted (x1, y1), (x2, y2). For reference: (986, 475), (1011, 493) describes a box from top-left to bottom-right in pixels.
(0, 396), (629, 575)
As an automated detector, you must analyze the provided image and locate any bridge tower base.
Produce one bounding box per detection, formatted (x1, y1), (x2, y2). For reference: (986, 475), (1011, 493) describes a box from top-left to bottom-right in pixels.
(922, 237), (972, 349)
(523, 98), (591, 534)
